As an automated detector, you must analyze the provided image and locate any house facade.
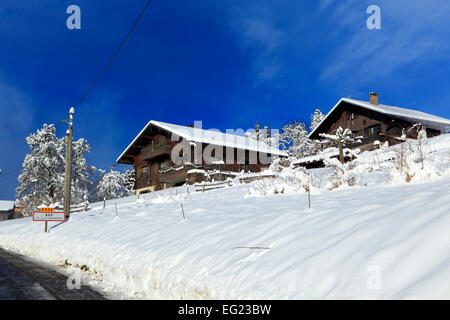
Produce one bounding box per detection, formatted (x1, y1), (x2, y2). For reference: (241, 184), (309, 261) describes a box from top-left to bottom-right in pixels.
(309, 93), (450, 151)
(0, 201), (19, 221)
(117, 120), (287, 194)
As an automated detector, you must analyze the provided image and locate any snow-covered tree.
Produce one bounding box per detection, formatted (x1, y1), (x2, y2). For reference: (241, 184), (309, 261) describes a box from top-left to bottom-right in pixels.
(16, 124), (65, 213)
(263, 133), (281, 149)
(122, 169), (135, 195)
(96, 169), (127, 201)
(70, 137), (96, 206)
(260, 123), (269, 141)
(310, 109), (325, 132)
(279, 121), (314, 158)
(246, 122), (281, 150)
(16, 124), (94, 214)
(246, 122), (261, 142)
(319, 127), (360, 164)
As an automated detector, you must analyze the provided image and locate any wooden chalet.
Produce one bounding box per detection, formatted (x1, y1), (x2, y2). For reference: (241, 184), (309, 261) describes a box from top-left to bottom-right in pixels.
(117, 120), (287, 194)
(309, 93), (450, 151)
(0, 201), (21, 221)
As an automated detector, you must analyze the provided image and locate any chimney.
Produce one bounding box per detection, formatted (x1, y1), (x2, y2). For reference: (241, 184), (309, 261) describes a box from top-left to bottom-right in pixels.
(369, 92), (379, 105)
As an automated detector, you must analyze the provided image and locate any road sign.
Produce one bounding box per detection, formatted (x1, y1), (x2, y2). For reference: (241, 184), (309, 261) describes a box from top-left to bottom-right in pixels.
(33, 211), (65, 222)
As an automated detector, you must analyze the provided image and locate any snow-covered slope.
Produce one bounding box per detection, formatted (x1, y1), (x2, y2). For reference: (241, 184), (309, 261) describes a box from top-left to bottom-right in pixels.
(0, 135), (449, 299)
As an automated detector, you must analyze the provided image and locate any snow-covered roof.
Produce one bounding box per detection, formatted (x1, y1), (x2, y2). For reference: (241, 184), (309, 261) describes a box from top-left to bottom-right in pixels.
(309, 98), (450, 138)
(117, 120), (287, 163)
(0, 200), (15, 211)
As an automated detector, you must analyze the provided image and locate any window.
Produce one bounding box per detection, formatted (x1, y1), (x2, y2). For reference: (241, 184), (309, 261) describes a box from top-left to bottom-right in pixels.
(364, 124), (381, 136)
(352, 130), (361, 138)
(142, 166), (148, 179)
(348, 112), (358, 120)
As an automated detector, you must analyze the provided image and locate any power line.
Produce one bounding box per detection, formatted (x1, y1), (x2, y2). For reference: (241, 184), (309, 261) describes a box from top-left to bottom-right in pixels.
(75, 0), (152, 107)
(3, 2), (152, 197)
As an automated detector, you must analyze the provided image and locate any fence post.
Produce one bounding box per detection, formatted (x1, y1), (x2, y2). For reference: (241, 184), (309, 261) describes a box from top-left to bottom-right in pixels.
(181, 202), (185, 219)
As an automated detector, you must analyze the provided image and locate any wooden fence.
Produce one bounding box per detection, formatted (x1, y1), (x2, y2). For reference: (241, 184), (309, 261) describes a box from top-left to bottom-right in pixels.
(194, 180), (233, 192)
(194, 173), (278, 192)
(239, 174), (277, 184)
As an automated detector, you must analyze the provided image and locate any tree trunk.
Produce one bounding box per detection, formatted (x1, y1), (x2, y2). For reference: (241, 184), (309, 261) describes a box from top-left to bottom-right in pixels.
(338, 141), (344, 164)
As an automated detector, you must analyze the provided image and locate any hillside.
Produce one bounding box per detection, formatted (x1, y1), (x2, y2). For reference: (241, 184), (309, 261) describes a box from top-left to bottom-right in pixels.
(0, 135), (449, 299)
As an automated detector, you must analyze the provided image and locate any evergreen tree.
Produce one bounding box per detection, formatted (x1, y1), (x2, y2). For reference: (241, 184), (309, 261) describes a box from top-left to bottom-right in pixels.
(70, 137), (96, 206)
(16, 124), (65, 213)
(310, 109), (325, 132)
(246, 121), (260, 141)
(122, 169), (135, 195)
(247, 122), (281, 150)
(16, 124), (94, 214)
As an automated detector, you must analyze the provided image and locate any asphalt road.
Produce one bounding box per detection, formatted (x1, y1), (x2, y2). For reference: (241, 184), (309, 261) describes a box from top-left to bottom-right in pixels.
(0, 248), (106, 300)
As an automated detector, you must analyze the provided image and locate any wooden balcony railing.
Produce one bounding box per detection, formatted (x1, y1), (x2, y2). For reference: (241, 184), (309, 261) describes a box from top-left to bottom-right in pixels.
(159, 165), (191, 183)
(141, 144), (172, 161)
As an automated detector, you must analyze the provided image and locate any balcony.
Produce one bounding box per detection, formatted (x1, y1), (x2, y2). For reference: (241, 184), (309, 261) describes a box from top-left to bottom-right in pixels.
(141, 143), (172, 161)
(159, 165), (191, 184)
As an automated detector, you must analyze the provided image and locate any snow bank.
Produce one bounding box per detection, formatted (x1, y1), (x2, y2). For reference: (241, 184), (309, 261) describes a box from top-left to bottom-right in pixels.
(0, 176), (449, 299)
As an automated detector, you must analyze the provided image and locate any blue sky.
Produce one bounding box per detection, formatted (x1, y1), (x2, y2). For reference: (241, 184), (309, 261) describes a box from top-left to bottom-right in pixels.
(0, 0), (449, 199)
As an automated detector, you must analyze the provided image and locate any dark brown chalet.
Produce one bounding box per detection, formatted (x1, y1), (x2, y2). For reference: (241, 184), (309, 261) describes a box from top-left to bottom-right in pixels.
(309, 93), (450, 151)
(117, 120), (287, 194)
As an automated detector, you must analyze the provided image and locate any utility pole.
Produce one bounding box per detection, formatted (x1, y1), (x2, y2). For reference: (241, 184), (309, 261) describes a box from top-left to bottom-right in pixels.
(33, 178), (37, 212)
(63, 107), (75, 219)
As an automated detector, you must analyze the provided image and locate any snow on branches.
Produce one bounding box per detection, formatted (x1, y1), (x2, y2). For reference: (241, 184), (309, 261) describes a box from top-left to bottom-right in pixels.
(319, 127), (360, 163)
(279, 121), (314, 158)
(319, 127), (356, 145)
(122, 169), (135, 195)
(310, 109), (325, 132)
(96, 169), (128, 201)
(16, 124), (95, 214)
(246, 122), (280, 149)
